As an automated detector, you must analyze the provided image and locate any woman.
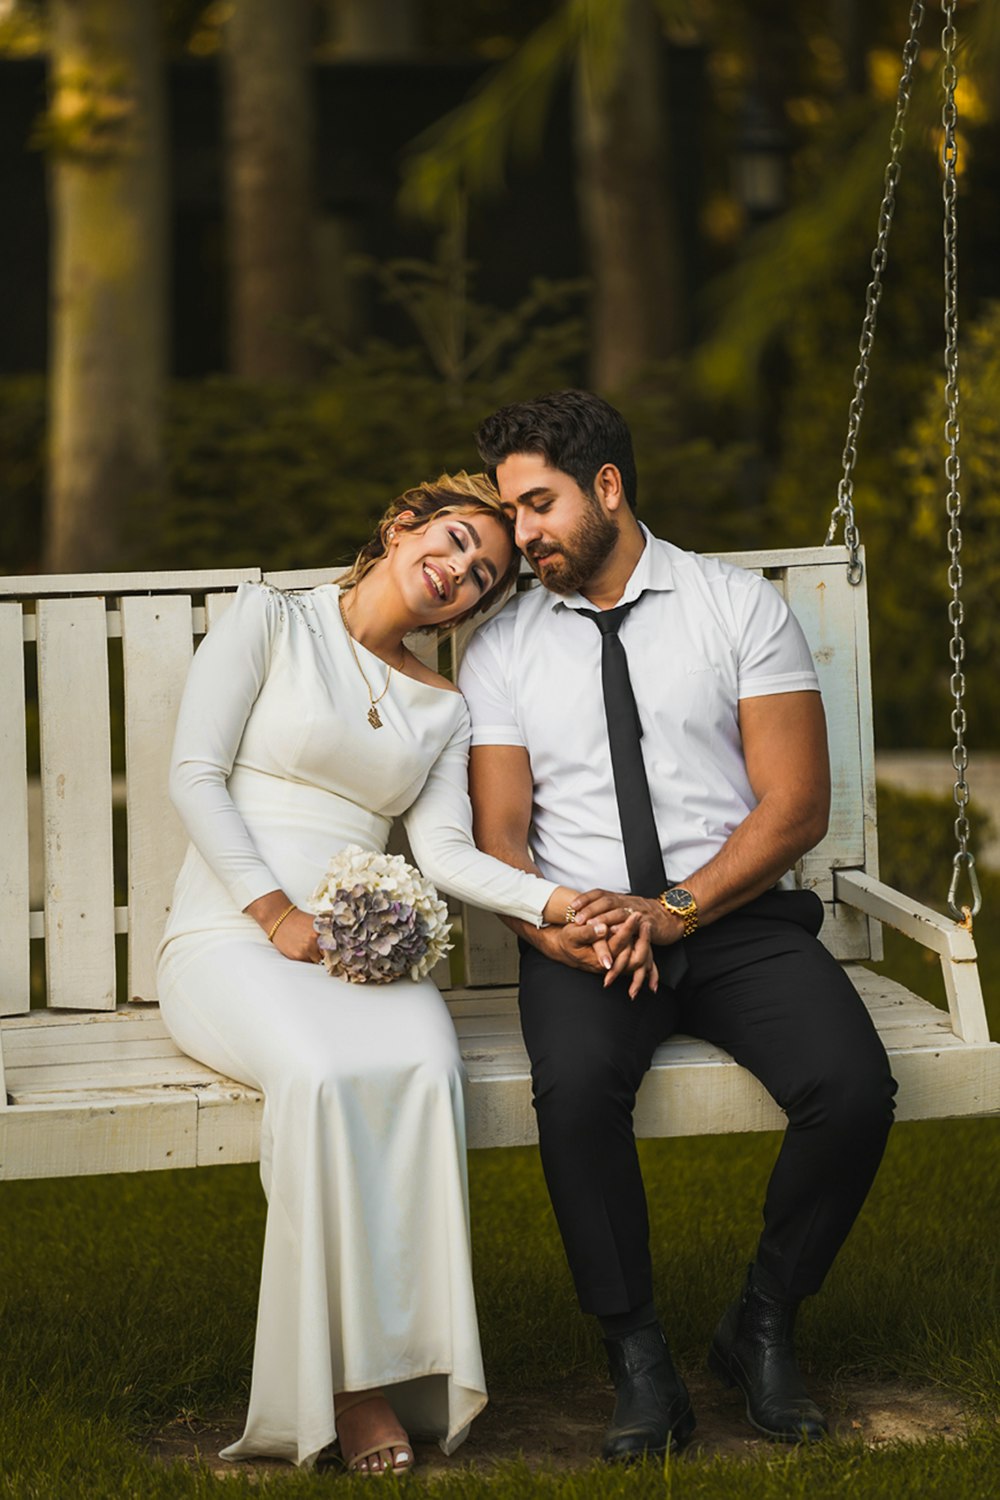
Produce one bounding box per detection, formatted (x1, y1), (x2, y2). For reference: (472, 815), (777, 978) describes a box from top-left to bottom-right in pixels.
(156, 473), (590, 1475)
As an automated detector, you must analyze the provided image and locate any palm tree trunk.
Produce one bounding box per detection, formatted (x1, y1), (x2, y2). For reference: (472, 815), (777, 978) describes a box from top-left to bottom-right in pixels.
(573, 0), (681, 392)
(223, 0), (317, 379)
(45, 0), (166, 573)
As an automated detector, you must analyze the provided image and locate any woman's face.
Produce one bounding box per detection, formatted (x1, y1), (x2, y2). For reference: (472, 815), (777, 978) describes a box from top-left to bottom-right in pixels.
(387, 508), (513, 625)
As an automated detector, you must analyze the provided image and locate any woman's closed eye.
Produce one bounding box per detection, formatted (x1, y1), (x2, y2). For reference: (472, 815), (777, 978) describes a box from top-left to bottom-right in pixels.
(449, 527), (489, 591)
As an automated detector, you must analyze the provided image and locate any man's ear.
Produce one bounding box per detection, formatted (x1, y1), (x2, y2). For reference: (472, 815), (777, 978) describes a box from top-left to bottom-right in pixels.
(595, 464), (624, 512)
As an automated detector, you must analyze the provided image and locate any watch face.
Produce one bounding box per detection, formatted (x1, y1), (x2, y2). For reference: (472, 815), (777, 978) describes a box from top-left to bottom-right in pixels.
(666, 887), (695, 911)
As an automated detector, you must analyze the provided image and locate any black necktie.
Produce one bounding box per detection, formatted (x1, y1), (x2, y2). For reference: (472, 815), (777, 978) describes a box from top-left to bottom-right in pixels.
(579, 596), (688, 988)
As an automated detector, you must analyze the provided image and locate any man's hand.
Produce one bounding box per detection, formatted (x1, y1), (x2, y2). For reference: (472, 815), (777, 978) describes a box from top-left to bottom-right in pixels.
(571, 890), (684, 950)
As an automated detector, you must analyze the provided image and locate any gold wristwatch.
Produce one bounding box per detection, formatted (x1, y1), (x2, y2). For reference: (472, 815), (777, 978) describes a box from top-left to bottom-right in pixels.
(658, 886), (698, 937)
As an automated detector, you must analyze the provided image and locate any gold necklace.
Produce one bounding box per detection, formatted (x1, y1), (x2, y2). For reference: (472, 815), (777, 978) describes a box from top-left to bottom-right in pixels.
(338, 591), (404, 729)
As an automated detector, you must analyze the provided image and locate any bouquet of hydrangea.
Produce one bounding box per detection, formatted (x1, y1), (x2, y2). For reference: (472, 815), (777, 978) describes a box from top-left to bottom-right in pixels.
(307, 845), (452, 985)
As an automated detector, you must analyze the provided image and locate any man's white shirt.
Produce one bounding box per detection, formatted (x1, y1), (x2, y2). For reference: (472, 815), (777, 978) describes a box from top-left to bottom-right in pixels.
(458, 526), (820, 893)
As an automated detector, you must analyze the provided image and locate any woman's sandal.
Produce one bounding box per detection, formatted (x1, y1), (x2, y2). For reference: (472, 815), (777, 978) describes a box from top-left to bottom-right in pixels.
(335, 1390), (415, 1475)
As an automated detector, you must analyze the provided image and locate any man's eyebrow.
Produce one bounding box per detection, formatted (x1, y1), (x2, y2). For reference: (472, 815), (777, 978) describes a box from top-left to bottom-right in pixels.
(517, 487), (552, 505)
(461, 520), (498, 583)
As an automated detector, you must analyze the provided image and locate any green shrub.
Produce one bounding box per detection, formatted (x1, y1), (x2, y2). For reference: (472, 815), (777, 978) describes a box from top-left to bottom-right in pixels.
(875, 782), (993, 905)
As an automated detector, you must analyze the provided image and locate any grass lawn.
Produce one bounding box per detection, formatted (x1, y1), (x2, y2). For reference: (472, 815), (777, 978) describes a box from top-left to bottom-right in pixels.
(1, 841), (997, 1496)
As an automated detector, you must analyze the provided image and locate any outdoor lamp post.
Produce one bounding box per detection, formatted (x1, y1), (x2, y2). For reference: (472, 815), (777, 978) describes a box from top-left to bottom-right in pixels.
(734, 96), (787, 223)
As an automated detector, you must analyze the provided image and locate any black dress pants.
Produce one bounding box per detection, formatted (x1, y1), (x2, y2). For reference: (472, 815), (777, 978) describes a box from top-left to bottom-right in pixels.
(517, 890), (897, 1316)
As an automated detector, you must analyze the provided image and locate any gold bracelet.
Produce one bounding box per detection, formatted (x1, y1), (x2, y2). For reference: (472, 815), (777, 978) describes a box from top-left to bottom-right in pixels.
(267, 901), (297, 943)
(564, 905), (577, 925)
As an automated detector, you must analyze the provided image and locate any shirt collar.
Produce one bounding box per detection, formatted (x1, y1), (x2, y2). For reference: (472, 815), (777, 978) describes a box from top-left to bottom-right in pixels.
(542, 523), (676, 613)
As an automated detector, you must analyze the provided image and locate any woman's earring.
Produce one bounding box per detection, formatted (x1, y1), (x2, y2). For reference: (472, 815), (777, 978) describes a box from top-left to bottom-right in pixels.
(387, 528), (396, 540)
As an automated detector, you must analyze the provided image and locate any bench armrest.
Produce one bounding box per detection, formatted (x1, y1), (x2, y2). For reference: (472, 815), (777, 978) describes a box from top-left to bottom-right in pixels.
(834, 869), (990, 1046)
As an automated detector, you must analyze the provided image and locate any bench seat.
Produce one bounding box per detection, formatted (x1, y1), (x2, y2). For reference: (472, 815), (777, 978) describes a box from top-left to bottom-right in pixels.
(2, 552), (995, 1183)
(3, 966), (997, 1181)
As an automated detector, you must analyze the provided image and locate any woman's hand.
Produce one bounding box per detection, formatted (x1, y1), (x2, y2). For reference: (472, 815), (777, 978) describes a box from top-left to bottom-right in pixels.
(545, 904), (659, 999)
(600, 909), (660, 999)
(271, 910), (323, 963)
(244, 891), (322, 963)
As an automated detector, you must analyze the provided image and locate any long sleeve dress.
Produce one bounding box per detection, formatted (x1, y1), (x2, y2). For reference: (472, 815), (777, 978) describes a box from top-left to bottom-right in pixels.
(155, 581), (558, 1469)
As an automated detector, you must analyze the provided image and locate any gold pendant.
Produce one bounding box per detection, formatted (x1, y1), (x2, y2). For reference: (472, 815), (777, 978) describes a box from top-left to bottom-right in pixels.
(367, 705), (384, 729)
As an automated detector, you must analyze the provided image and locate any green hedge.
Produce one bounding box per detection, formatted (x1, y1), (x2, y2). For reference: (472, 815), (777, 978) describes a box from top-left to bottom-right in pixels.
(0, 347), (754, 578)
(876, 782), (993, 906)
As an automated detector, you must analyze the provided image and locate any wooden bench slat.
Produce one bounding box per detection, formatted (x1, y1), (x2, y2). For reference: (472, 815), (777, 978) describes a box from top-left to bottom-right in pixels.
(7, 1056), (234, 1093)
(0, 1095), (199, 1178)
(442, 992), (520, 1014)
(0, 567), (262, 599)
(36, 598), (117, 1011)
(0, 602), (30, 1020)
(121, 596), (195, 1003)
(6, 1036), (188, 1069)
(858, 1000), (953, 1030)
(868, 1024), (964, 1050)
(205, 589), (236, 629)
(783, 566), (873, 963)
(462, 907), (520, 986)
(0, 1005), (162, 1032)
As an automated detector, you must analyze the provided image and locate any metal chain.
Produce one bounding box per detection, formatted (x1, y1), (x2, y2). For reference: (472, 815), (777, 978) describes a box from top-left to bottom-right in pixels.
(826, 1), (925, 584)
(940, 0), (980, 922)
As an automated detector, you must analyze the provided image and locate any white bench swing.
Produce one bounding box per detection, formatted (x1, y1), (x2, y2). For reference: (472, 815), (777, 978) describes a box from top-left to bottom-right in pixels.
(1, 8), (996, 1181)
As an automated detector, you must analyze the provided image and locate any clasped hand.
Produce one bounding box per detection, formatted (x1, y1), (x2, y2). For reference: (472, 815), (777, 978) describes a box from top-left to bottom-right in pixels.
(553, 889), (680, 999)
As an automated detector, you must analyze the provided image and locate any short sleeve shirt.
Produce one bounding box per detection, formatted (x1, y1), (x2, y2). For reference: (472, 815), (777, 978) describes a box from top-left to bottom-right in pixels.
(458, 527), (820, 891)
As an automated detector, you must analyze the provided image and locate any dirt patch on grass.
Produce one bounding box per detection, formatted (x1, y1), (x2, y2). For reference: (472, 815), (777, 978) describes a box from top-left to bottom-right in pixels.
(146, 1373), (966, 1480)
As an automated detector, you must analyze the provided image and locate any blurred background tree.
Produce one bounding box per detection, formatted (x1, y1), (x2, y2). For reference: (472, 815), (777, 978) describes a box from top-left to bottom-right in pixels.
(223, 0), (317, 379)
(0, 0), (997, 747)
(41, 0), (167, 572)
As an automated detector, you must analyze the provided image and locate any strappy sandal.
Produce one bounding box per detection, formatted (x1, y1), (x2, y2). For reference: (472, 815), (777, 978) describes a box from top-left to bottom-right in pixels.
(335, 1390), (415, 1475)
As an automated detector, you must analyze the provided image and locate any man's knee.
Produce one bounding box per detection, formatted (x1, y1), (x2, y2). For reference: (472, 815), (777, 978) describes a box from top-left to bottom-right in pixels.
(531, 1046), (638, 1136)
(787, 1046), (897, 1140)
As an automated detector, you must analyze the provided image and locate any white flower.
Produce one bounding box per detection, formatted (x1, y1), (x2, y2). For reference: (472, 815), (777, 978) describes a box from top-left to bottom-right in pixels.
(307, 845), (452, 985)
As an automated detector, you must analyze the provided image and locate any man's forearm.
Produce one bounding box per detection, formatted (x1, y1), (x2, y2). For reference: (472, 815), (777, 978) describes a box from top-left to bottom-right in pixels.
(684, 790), (828, 928)
(499, 908), (564, 958)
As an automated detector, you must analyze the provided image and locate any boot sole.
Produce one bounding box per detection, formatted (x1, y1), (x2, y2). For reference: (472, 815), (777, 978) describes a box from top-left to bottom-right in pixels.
(708, 1344), (826, 1445)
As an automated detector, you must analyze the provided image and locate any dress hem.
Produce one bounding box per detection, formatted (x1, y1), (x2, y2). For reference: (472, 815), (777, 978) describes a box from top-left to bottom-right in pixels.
(219, 1384), (487, 1469)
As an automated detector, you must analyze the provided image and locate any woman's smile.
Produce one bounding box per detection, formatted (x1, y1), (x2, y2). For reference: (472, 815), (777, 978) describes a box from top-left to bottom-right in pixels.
(422, 561), (452, 603)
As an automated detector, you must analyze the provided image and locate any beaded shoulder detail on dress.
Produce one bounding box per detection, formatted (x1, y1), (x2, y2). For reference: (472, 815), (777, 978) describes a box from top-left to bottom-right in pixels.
(256, 581), (322, 638)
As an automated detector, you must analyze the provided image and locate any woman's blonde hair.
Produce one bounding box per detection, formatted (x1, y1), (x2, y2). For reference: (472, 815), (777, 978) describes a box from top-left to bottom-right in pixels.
(339, 472), (519, 627)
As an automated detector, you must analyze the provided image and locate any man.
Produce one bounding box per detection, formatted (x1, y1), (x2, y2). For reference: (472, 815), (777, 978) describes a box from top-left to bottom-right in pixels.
(459, 390), (897, 1461)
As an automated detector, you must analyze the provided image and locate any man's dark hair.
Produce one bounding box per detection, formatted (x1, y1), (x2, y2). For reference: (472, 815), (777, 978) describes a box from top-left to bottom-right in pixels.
(475, 390), (639, 511)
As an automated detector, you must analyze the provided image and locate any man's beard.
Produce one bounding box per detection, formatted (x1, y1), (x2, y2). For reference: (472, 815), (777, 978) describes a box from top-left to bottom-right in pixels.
(525, 500), (618, 595)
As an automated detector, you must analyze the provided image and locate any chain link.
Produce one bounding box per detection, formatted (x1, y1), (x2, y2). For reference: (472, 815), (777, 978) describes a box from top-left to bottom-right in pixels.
(940, 0), (980, 921)
(826, 2), (925, 585)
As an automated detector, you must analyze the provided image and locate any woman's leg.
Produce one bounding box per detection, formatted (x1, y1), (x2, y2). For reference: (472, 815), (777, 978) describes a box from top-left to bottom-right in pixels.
(158, 939), (485, 1467)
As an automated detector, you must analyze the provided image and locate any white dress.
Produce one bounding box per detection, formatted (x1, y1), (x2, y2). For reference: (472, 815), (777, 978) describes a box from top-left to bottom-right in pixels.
(156, 581), (557, 1469)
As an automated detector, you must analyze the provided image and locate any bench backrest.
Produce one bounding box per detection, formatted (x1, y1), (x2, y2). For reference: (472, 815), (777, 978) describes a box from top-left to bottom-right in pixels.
(0, 545), (877, 1021)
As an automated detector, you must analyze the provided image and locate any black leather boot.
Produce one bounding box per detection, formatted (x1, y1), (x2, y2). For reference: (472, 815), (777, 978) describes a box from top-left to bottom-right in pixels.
(708, 1268), (827, 1443)
(601, 1323), (696, 1463)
